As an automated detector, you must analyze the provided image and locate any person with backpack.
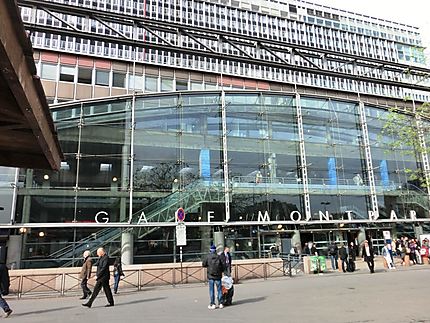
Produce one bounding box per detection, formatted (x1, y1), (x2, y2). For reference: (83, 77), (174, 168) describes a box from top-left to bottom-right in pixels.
(202, 244), (224, 310)
(0, 263), (12, 318)
(327, 242), (338, 270)
(113, 257), (125, 294)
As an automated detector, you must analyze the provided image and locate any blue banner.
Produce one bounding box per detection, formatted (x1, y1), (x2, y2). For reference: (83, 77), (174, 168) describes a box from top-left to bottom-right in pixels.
(328, 157), (337, 185)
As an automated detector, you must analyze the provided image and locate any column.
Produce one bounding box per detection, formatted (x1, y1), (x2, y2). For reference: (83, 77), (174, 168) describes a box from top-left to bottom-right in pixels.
(120, 144), (129, 222)
(121, 231), (134, 265)
(213, 231), (225, 253)
(6, 235), (22, 269)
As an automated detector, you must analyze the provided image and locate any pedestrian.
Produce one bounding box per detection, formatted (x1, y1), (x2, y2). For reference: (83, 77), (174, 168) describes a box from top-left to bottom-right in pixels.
(202, 244), (224, 310)
(0, 263), (12, 318)
(382, 243), (395, 269)
(327, 241), (338, 270)
(338, 243), (348, 273)
(220, 246), (232, 276)
(82, 248), (114, 308)
(79, 250), (93, 300)
(362, 240), (375, 273)
(304, 242), (317, 255)
(347, 242), (356, 272)
(113, 257), (125, 294)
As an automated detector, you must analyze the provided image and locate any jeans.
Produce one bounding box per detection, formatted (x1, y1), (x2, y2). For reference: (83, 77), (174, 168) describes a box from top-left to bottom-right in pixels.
(114, 273), (120, 293)
(0, 295), (10, 313)
(330, 255), (338, 270)
(208, 279), (222, 306)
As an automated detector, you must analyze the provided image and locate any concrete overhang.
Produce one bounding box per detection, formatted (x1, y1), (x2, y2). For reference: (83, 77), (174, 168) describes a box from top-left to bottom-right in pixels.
(0, 1), (62, 170)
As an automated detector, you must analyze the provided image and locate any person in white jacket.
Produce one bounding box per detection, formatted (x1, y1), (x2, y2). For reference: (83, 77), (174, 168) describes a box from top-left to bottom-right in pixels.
(382, 243), (395, 270)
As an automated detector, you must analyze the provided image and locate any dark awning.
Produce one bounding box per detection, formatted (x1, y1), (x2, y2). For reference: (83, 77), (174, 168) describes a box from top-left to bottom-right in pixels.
(0, 0), (62, 170)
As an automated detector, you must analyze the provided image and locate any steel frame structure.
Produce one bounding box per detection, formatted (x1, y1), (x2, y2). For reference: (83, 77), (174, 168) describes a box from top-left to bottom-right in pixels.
(17, 0), (430, 94)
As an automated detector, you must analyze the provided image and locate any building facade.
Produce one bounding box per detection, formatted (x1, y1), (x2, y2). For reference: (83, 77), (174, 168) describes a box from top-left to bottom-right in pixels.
(5, 0), (430, 268)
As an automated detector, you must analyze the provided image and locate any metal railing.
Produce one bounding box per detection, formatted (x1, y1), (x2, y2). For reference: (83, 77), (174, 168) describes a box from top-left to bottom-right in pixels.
(8, 258), (290, 299)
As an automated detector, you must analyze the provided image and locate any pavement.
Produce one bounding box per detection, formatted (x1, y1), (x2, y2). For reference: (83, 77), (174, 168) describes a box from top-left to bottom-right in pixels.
(3, 263), (430, 323)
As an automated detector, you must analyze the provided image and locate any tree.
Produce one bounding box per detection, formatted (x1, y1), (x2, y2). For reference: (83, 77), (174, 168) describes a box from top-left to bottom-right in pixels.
(379, 102), (430, 189)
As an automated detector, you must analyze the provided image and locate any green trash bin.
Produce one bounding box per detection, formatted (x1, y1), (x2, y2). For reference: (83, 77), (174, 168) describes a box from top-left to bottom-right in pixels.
(309, 256), (319, 272)
(318, 256), (327, 271)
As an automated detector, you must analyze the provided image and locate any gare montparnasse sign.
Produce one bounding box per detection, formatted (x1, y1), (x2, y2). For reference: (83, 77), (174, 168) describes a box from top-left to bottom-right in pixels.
(95, 208), (421, 224)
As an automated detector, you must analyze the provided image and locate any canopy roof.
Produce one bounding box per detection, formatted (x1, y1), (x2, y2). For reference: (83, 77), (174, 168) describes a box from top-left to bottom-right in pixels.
(0, 1), (62, 170)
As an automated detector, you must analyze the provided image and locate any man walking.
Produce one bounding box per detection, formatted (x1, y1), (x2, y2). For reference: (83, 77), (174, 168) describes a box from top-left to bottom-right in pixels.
(220, 246), (232, 276)
(202, 244), (224, 309)
(0, 263), (12, 318)
(362, 240), (375, 273)
(82, 248), (114, 308)
(79, 250), (92, 300)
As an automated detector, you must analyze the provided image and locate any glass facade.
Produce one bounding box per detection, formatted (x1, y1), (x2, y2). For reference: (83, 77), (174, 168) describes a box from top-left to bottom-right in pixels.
(16, 91), (430, 267)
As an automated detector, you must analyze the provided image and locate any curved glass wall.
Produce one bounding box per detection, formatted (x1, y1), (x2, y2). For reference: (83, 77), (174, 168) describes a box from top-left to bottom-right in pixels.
(16, 91), (430, 267)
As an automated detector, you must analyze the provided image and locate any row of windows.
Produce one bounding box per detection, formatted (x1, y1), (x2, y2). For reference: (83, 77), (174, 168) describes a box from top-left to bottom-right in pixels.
(38, 59), (430, 105)
(20, 1), (423, 64)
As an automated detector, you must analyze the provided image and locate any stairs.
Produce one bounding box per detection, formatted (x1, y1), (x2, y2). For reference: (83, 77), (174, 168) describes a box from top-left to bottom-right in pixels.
(52, 180), (224, 266)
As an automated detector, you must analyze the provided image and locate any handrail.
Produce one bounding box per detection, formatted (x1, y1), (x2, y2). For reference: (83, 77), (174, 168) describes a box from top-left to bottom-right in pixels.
(10, 258), (287, 299)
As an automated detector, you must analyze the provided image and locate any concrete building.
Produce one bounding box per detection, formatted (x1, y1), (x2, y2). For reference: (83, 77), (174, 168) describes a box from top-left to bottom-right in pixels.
(5, 0), (430, 268)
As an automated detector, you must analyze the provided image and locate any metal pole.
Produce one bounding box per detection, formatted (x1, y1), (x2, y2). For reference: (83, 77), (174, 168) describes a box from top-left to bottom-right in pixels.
(180, 246), (183, 283)
(220, 90), (230, 222)
(9, 168), (19, 224)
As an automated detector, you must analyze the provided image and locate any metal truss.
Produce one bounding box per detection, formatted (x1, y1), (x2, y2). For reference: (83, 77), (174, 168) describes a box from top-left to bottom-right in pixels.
(18, 0), (430, 93)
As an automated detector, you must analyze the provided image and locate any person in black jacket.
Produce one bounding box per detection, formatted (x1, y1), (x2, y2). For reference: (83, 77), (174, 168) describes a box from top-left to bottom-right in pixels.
(338, 243), (348, 273)
(83, 248), (114, 308)
(362, 240), (375, 273)
(202, 244), (224, 309)
(0, 263), (12, 317)
(219, 246), (232, 276)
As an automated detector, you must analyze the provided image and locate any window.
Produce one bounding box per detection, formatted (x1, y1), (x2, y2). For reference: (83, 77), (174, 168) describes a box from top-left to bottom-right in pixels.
(145, 76), (158, 92)
(112, 72), (126, 87)
(161, 78), (173, 91)
(59, 65), (75, 82)
(176, 79), (188, 91)
(77, 67), (92, 84)
(95, 70), (110, 86)
(40, 63), (57, 80)
(128, 75), (143, 90)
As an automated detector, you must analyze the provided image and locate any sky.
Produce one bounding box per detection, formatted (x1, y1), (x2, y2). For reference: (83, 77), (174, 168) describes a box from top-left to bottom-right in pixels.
(311, 0), (430, 65)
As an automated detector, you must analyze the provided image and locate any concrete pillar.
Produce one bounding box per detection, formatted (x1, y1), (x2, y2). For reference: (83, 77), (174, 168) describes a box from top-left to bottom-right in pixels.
(200, 227), (211, 255)
(121, 231), (134, 265)
(213, 231), (224, 254)
(119, 198), (127, 222)
(291, 230), (302, 254)
(22, 169), (33, 223)
(6, 235), (22, 269)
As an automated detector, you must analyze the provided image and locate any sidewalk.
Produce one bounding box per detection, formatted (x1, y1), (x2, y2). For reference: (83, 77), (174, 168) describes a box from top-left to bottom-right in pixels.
(4, 265), (430, 323)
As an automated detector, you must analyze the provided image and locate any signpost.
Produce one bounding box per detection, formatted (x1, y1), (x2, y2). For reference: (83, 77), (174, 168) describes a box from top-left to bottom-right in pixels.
(175, 208), (186, 283)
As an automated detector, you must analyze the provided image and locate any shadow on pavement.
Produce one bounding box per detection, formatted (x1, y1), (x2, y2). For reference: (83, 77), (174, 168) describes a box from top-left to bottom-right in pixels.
(114, 297), (167, 307)
(11, 306), (76, 317)
(233, 296), (266, 305)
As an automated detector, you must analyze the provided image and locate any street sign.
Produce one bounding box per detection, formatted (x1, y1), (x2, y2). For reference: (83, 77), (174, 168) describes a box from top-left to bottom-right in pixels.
(176, 223), (187, 246)
(176, 207), (185, 222)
